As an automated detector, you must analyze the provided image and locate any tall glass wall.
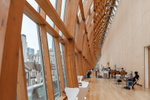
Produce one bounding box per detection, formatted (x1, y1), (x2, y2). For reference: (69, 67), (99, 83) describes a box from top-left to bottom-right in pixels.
(46, 0), (58, 27)
(59, 0), (67, 36)
(21, 14), (48, 100)
(26, 0), (38, 12)
(59, 43), (68, 87)
(46, 0), (61, 99)
(59, 0), (68, 88)
(47, 33), (61, 99)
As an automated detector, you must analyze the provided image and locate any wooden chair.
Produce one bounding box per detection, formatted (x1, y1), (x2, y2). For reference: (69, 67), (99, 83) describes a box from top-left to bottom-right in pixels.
(120, 71), (125, 75)
(120, 71), (125, 79)
(115, 71), (120, 75)
(110, 71), (114, 78)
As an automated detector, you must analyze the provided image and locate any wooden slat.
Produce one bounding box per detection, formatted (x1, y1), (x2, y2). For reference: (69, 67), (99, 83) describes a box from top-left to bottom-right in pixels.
(24, 1), (62, 38)
(77, 52), (84, 76)
(76, 20), (85, 50)
(64, 39), (78, 87)
(35, 0), (72, 39)
(40, 24), (55, 100)
(17, 42), (28, 100)
(0, 1), (11, 68)
(57, 96), (67, 100)
(75, 42), (81, 52)
(84, 0), (93, 19)
(54, 0), (65, 96)
(0, 0), (26, 99)
(63, 0), (79, 87)
(79, 0), (85, 20)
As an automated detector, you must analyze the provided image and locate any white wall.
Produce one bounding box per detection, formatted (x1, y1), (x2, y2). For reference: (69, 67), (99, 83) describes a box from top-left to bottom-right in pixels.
(100, 0), (150, 87)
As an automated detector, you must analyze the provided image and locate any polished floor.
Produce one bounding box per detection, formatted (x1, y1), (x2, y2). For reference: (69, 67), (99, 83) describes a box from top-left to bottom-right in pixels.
(85, 72), (150, 100)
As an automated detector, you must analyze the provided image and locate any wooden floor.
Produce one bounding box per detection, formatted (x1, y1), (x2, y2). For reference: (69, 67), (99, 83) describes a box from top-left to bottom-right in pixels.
(85, 73), (150, 100)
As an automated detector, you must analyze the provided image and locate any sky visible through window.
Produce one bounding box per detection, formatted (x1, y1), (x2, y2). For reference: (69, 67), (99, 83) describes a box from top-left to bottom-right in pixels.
(21, 14), (39, 54)
(22, 0), (57, 54)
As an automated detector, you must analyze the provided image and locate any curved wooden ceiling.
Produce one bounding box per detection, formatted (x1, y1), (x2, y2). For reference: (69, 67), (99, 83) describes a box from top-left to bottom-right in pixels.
(93, 0), (119, 60)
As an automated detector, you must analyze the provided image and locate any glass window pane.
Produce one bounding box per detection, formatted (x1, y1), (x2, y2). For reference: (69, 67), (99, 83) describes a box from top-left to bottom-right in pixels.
(21, 14), (48, 100)
(75, 23), (78, 41)
(82, 0), (85, 4)
(59, 43), (68, 87)
(86, 14), (89, 24)
(47, 33), (61, 99)
(78, 9), (81, 17)
(49, 0), (57, 10)
(59, 0), (67, 36)
(27, 0), (38, 11)
(46, 0), (58, 27)
(90, 4), (94, 11)
(61, 0), (67, 22)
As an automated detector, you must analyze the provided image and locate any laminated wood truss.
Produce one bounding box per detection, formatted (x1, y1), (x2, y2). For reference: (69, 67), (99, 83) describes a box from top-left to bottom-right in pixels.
(0, 0), (120, 100)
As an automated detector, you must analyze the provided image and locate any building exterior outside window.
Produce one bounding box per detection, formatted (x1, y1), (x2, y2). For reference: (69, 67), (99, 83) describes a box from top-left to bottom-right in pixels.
(47, 34), (61, 99)
(21, 14), (48, 100)
(60, 43), (68, 87)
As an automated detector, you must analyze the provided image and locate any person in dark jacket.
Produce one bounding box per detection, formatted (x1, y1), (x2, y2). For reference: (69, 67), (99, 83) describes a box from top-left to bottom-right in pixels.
(87, 70), (91, 78)
(124, 71), (139, 90)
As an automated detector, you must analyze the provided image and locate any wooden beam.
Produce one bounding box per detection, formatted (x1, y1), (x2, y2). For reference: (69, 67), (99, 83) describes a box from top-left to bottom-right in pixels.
(24, 1), (62, 38)
(35, 0), (72, 39)
(64, 39), (78, 87)
(79, 0), (85, 20)
(40, 9), (55, 100)
(17, 41), (28, 100)
(54, 0), (65, 96)
(84, 0), (93, 19)
(0, 0), (25, 99)
(63, 0), (79, 87)
(40, 24), (55, 100)
(0, 0), (10, 70)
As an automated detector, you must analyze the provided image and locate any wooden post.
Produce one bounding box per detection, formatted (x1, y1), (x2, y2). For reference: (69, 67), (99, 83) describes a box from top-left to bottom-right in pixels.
(40, 7), (55, 100)
(54, 0), (65, 95)
(63, 0), (80, 87)
(17, 42), (28, 100)
(0, 0), (26, 99)
(65, 39), (78, 87)
(40, 24), (55, 100)
(77, 52), (84, 76)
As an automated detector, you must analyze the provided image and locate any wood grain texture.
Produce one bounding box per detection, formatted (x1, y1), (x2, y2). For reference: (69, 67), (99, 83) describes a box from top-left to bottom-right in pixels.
(24, 1), (62, 38)
(0, 0), (10, 69)
(17, 42), (28, 100)
(87, 72), (150, 100)
(100, 0), (150, 87)
(35, 0), (72, 39)
(40, 24), (55, 100)
(54, 0), (66, 96)
(0, 0), (25, 99)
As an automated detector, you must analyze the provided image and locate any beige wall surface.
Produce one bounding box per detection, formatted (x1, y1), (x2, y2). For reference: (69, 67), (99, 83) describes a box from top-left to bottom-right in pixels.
(100, 0), (150, 86)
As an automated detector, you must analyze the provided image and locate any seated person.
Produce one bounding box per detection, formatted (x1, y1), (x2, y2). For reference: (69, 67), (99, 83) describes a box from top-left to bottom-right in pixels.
(85, 70), (91, 79)
(124, 71), (139, 90)
(125, 71), (133, 80)
(121, 68), (125, 71)
(87, 70), (91, 78)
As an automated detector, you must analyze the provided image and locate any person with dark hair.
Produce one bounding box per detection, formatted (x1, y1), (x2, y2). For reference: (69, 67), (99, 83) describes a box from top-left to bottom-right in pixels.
(84, 69), (91, 79)
(121, 68), (124, 71)
(124, 71), (139, 90)
(95, 69), (97, 78)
